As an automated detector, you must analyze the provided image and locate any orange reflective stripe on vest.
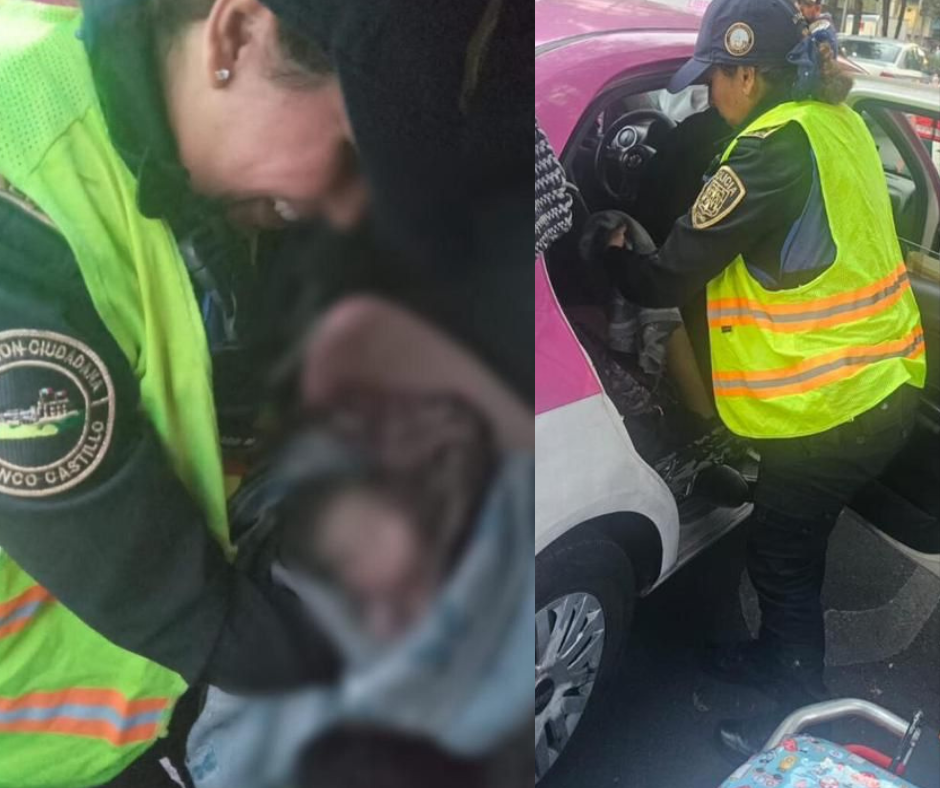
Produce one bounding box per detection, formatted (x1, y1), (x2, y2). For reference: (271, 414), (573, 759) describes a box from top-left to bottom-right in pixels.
(713, 326), (925, 399)
(0, 4), (200, 784)
(705, 101), (925, 438)
(0, 586), (53, 639)
(0, 689), (170, 747)
(708, 262), (911, 333)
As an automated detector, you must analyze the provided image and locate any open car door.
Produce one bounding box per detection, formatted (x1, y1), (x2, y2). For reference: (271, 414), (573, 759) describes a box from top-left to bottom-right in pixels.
(845, 77), (940, 564)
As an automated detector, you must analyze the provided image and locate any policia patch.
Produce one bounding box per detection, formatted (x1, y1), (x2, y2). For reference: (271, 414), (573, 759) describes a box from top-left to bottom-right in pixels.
(692, 166), (747, 229)
(0, 330), (114, 497)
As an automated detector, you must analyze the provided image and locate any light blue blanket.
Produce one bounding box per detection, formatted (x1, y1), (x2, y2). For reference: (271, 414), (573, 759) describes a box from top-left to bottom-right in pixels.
(186, 455), (534, 788)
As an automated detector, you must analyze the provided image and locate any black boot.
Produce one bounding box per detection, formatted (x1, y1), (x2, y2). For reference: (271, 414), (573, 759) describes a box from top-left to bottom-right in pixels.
(701, 640), (776, 689)
(716, 652), (830, 759)
(716, 712), (781, 759)
(717, 711), (832, 759)
(691, 463), (751, 507)
(703, 642), (828, 702)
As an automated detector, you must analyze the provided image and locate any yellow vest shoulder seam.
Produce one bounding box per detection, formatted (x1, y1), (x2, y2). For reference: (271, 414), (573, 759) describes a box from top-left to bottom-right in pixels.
(740, 124), (787, 141)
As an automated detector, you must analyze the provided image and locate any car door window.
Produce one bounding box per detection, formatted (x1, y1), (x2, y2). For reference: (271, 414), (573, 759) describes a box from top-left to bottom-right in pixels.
(858, 107), (940, 279)
(842, 40), (901, 63)
(861, 109), (910, 176)
(903, 48), (925, 72)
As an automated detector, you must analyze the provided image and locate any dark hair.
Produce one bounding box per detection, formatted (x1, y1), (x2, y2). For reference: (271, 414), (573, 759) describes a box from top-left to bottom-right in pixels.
(281, 389), (495, 576)
(719, 42), (852, 105)
(147, 0), (332, 87)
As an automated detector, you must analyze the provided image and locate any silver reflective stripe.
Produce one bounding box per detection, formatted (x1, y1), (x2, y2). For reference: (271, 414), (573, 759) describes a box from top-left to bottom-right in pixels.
(709, 272), (909, 325)
(0, 175), (59, 233)
(713, 332), (924, 391)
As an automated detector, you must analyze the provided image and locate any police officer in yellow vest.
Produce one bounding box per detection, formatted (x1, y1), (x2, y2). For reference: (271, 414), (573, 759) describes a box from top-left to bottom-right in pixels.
(0, 0), (531, 785)
(601, 0), (926, 757)
(0, 1), (369, 786)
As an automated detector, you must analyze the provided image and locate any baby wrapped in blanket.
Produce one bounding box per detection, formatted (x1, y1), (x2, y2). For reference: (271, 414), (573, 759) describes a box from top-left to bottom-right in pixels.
(186, 387), (532, 788)
(277, 388), (496, 645)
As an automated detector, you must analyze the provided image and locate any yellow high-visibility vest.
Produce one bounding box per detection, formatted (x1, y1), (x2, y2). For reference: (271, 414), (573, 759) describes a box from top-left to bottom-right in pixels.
(706, 100), (926, 439)
(0, 2), (229, 785)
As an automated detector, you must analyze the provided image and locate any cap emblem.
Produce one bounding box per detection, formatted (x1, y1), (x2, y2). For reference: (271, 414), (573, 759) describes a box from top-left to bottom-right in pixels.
(724, 23), (755, 57)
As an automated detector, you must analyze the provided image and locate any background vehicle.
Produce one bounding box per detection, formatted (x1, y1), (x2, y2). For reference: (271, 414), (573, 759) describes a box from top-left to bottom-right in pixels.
(840, 36), (932, 81)
(536, 0), (940, 782)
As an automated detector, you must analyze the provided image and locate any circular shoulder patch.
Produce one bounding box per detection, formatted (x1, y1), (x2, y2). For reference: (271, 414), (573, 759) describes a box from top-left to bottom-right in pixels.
(725, 22), (755, 56)
(0, 330), (115, 498)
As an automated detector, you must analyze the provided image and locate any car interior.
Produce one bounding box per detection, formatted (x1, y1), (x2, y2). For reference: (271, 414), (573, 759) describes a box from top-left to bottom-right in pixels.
(543, 70), (940, 550)
(545, 75), (759, 521)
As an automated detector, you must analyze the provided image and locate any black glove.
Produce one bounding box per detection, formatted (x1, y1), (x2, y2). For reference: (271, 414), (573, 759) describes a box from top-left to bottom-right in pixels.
(579, 210), (657, 263)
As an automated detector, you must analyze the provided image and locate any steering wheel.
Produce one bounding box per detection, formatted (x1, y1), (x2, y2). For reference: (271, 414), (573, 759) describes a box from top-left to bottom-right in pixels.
(594, 109), (676, 202)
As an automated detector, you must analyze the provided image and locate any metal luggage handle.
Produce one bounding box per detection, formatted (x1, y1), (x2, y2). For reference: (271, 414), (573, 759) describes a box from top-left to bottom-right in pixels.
(764, 698), (912, 750)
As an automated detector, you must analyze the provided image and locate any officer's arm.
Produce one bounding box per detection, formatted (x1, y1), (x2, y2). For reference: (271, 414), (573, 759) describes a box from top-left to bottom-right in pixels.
(603, 123), (810, 308)
(0, 199), (337, 690)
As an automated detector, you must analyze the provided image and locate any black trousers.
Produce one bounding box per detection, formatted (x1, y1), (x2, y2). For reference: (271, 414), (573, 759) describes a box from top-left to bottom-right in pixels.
(93, 690), (200, 788)
(745, 384), (918, 672)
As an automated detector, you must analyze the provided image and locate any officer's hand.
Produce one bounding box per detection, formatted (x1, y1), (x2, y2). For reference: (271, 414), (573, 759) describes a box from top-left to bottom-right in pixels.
(579, 210), (631, 262)
(580, 211), (658, 263)
(607, 225), (628, 249)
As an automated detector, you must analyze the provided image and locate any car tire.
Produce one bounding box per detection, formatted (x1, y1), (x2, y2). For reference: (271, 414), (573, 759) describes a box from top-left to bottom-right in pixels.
(535, 527), (636, 783)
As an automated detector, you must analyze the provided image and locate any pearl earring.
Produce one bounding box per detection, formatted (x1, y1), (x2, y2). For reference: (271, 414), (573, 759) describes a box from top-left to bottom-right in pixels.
(215, 68), (231, 83)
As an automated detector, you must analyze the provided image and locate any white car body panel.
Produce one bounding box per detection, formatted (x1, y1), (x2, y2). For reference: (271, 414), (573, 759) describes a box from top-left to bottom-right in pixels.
(535, 393), (680, 576)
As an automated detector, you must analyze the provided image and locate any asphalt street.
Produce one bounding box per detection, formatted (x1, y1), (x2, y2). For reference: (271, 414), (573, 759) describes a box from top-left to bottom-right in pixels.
(542, 512), (940, 788)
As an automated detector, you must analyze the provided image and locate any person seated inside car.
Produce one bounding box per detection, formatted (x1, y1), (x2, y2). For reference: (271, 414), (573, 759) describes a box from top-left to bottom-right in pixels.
(577, 91), (735, 438)
(630, 90), (735, 393)
(574, 89), (756, 501)
(632, 91), (732, 246)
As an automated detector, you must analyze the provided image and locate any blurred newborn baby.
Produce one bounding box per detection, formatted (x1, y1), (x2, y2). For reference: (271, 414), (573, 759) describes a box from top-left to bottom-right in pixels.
(277, 389), (495, 641)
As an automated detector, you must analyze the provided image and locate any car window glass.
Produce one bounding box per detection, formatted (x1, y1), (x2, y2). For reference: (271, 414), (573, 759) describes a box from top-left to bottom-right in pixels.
(904, 112), (940, 267)
(644, 87), (709, 123)
(842, 40), (902, 63)
(859, 108), (940, 271)
(600, 87), (708, 134)
(904, 48), (926, 71)
(903, 113), (940, 177)
(861, 109), (911, 178)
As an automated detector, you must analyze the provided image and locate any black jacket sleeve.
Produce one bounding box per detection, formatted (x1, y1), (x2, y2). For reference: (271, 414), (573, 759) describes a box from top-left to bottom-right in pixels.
(605, 122), (814, 308)
(0, 197), (338, 691)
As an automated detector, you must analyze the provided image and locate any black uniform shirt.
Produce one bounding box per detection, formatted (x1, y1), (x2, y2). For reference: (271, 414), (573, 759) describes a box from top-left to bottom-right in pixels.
(0, 16), (336, 692)
(605, 118), (838, 308)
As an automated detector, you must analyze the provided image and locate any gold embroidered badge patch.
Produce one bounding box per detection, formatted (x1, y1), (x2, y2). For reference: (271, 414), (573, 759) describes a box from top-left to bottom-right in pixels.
(724, 22), (755, 56)
(692, 166), (746, 230)
(741, 124), (785, 140)
(0, 330), (115, 498)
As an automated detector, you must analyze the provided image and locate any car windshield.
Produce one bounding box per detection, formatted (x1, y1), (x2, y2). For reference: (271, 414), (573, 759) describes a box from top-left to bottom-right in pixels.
(841, 39), (902, 63)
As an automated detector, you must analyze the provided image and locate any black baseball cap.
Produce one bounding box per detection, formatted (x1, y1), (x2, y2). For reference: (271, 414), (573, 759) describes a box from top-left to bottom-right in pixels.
(668, 0), (808, 93)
